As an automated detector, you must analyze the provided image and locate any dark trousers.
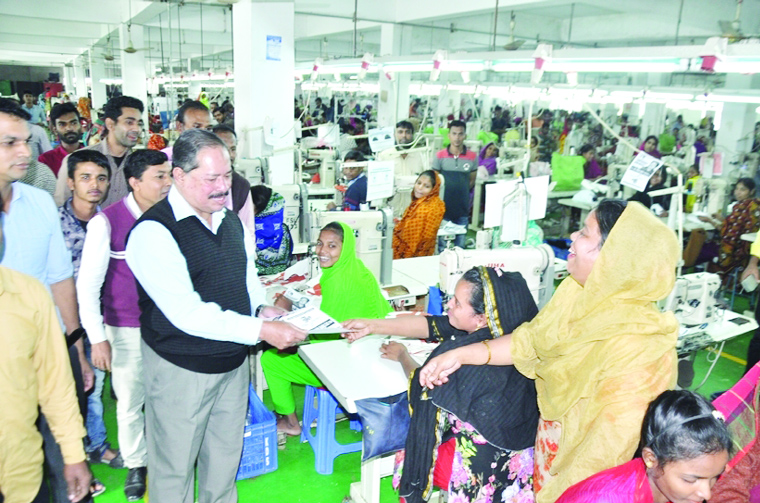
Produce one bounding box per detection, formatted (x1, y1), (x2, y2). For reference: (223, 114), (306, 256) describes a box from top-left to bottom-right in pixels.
(36, 346), (91, 503)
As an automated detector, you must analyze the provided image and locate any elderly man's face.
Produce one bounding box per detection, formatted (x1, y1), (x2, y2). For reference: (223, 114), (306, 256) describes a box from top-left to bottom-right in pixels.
(173, 146), (232, 220)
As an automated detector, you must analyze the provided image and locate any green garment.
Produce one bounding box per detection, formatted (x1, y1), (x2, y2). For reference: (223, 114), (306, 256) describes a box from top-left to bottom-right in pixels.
(262, 221), (391, 415)
(318, 221), (391, 323)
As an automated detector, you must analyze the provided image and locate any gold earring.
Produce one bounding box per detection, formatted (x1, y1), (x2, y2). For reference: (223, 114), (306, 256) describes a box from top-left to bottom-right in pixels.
(644, 461), (653, 469)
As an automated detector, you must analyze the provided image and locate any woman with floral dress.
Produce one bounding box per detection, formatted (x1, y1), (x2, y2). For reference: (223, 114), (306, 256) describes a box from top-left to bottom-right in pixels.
(344, 267), (540, 503)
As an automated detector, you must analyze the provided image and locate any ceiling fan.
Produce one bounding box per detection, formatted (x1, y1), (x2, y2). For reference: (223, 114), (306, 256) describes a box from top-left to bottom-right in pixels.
(123, 0), (152, 54)
(716, 0), (757, 41)
(504, 11), (525, 51)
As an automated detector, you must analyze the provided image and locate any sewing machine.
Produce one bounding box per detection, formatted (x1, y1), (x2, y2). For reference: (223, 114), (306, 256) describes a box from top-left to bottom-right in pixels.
(438, 245), (555, 309)
(305, 148), (338, 188)
(692, 177), (728, 216)
(270, 183), (309, 253)
(236, 157), (266, 186)
(306, 208), (394, 285)
(661, 273), (721, 326)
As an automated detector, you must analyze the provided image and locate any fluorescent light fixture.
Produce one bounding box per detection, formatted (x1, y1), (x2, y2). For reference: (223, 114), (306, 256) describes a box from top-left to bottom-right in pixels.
(695, 93), (760, 104)
(440, 61), (485, 72)
(548, 59), (688, 73)
(409, 83), (442, 96)
(713, 62), (760, 73)
(321, 62), (377, 75)
(382, 63), (432, 73)
(645, 91), (695, 101)
(490, 60), (534, 72)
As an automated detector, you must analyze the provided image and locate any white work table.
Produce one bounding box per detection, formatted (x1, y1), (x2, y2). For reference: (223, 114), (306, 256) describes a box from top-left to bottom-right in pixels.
(392, 255), (440, 289)
(678, 309), (758, 355)
(298, 336), (412, 414)
(300, 335), (434, 503)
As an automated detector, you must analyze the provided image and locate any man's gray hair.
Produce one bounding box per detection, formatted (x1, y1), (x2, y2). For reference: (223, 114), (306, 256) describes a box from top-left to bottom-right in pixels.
(173, 128), (227, 173)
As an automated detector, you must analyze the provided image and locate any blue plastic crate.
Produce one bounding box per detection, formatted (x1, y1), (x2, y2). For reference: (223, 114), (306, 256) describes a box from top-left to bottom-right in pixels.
(236, 384), (278, 480)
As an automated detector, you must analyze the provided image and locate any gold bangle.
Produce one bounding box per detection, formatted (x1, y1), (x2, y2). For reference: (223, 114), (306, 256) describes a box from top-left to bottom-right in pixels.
(482, 340), (492, 365)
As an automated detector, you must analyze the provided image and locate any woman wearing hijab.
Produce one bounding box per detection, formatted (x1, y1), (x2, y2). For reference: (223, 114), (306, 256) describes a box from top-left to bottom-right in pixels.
(415, 200), (680, 503)
(393, 171), (446, 259)
(640, 135), (662, 159)
(478, 142), (499, 177)
(344, 267), (540, 503)
(261, 221), (391, 436)
(250, 185), (292, 275)
(628, 167), (670, 216)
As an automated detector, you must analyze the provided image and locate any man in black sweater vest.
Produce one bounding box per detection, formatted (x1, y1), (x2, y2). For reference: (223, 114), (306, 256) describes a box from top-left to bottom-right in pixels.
(125, 129), (306, 503)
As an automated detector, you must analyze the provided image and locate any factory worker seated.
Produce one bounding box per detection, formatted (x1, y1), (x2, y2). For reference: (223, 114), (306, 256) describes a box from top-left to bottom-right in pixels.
(326, 150), (367, 211)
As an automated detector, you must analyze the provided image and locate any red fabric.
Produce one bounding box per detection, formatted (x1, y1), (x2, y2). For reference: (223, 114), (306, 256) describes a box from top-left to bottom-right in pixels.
(432, 438), (455, 490)
(38, 144), (82, 176)
(556, 458), (653, 503)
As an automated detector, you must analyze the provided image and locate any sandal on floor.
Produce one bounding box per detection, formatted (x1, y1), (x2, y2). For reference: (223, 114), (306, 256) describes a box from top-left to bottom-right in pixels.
(87, 445), (125, 469)
(90, 479), (106, 497)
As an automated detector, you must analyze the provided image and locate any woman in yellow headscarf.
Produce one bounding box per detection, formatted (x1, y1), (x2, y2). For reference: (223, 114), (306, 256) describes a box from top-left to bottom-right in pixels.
(417, 200), (680, 503)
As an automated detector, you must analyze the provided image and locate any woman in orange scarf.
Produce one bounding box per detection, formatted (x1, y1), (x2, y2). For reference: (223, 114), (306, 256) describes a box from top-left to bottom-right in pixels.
(393, 170), (445, 259)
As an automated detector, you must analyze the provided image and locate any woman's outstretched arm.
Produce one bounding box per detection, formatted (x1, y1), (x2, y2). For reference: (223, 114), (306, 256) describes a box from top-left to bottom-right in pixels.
(342, 315), (429, 342)
(418, 334), (513, 388)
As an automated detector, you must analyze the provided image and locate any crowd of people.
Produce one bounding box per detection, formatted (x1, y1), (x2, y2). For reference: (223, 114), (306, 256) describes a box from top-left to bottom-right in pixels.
(2, 85), (760, 503)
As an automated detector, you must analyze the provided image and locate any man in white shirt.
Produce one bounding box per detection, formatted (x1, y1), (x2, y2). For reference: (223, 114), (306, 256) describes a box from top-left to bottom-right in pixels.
(77, 149), (172, 501)
(125, 129), (306, 503)
(377, 120), (428, 217)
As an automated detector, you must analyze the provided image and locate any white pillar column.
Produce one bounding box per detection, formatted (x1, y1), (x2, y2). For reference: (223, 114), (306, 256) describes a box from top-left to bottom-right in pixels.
(119, 23), (148, 115)
(74, 63), (88, 100)
(63, 66), (75, 96)
(640, 102), (666, 140)
(188, 82), (203, 101)
(715, 103), (757, 158)
(377, 24), (412, 129)
(233, 0), (295, 185)
(89, 50), (108, 109)
(713, 74), (760, 161)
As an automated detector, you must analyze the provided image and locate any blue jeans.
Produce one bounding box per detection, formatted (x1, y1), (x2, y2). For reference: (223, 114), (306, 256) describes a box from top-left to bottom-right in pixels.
(84, 340), (108, 454)
(438, 216), (469, 253)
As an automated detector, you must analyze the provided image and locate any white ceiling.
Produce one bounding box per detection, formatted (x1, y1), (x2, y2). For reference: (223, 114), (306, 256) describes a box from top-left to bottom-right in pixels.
(1, 0), (758, 72)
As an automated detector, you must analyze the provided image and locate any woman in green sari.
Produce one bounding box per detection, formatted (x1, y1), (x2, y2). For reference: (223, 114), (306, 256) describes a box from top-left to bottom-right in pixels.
(261, 221), (391, 435)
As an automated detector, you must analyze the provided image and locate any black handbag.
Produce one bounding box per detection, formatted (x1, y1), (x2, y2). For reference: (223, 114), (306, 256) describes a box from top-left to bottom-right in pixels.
(354, 391), (411, 462)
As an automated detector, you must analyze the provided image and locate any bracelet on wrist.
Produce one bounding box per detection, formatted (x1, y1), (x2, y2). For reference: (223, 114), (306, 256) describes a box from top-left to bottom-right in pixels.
(482, 340), (492, 365)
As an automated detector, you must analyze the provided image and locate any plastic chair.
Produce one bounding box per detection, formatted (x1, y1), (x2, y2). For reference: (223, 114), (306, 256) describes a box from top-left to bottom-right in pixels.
(300, 386), (362, 474)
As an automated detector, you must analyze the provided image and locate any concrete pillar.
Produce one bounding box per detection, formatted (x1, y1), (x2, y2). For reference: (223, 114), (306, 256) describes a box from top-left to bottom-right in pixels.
(188, 82), (203, 101)
(640, 102), (666, 140)
(88, 49), (108, 110)
(119, 23), (148, 117)
(714, 74), (760, 161)
(74, 63), (88, 100)
(63, 66), (75, 96)
(715, 103), (757, 160)
(377, 24), (412, 129)
(233, 0), (295, 185)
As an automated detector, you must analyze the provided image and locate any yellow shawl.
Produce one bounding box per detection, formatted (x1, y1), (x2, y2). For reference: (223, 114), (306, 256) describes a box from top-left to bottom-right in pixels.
(512, 201), (679, 503)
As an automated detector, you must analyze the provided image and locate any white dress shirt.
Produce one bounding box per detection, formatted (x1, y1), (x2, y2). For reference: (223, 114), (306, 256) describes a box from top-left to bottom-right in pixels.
(77, 193), (142, 344)
(125, 186), (266, 345)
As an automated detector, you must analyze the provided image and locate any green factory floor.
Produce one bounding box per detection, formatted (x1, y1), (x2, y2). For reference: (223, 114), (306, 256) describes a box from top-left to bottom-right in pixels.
(89, 299), (755, 503)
